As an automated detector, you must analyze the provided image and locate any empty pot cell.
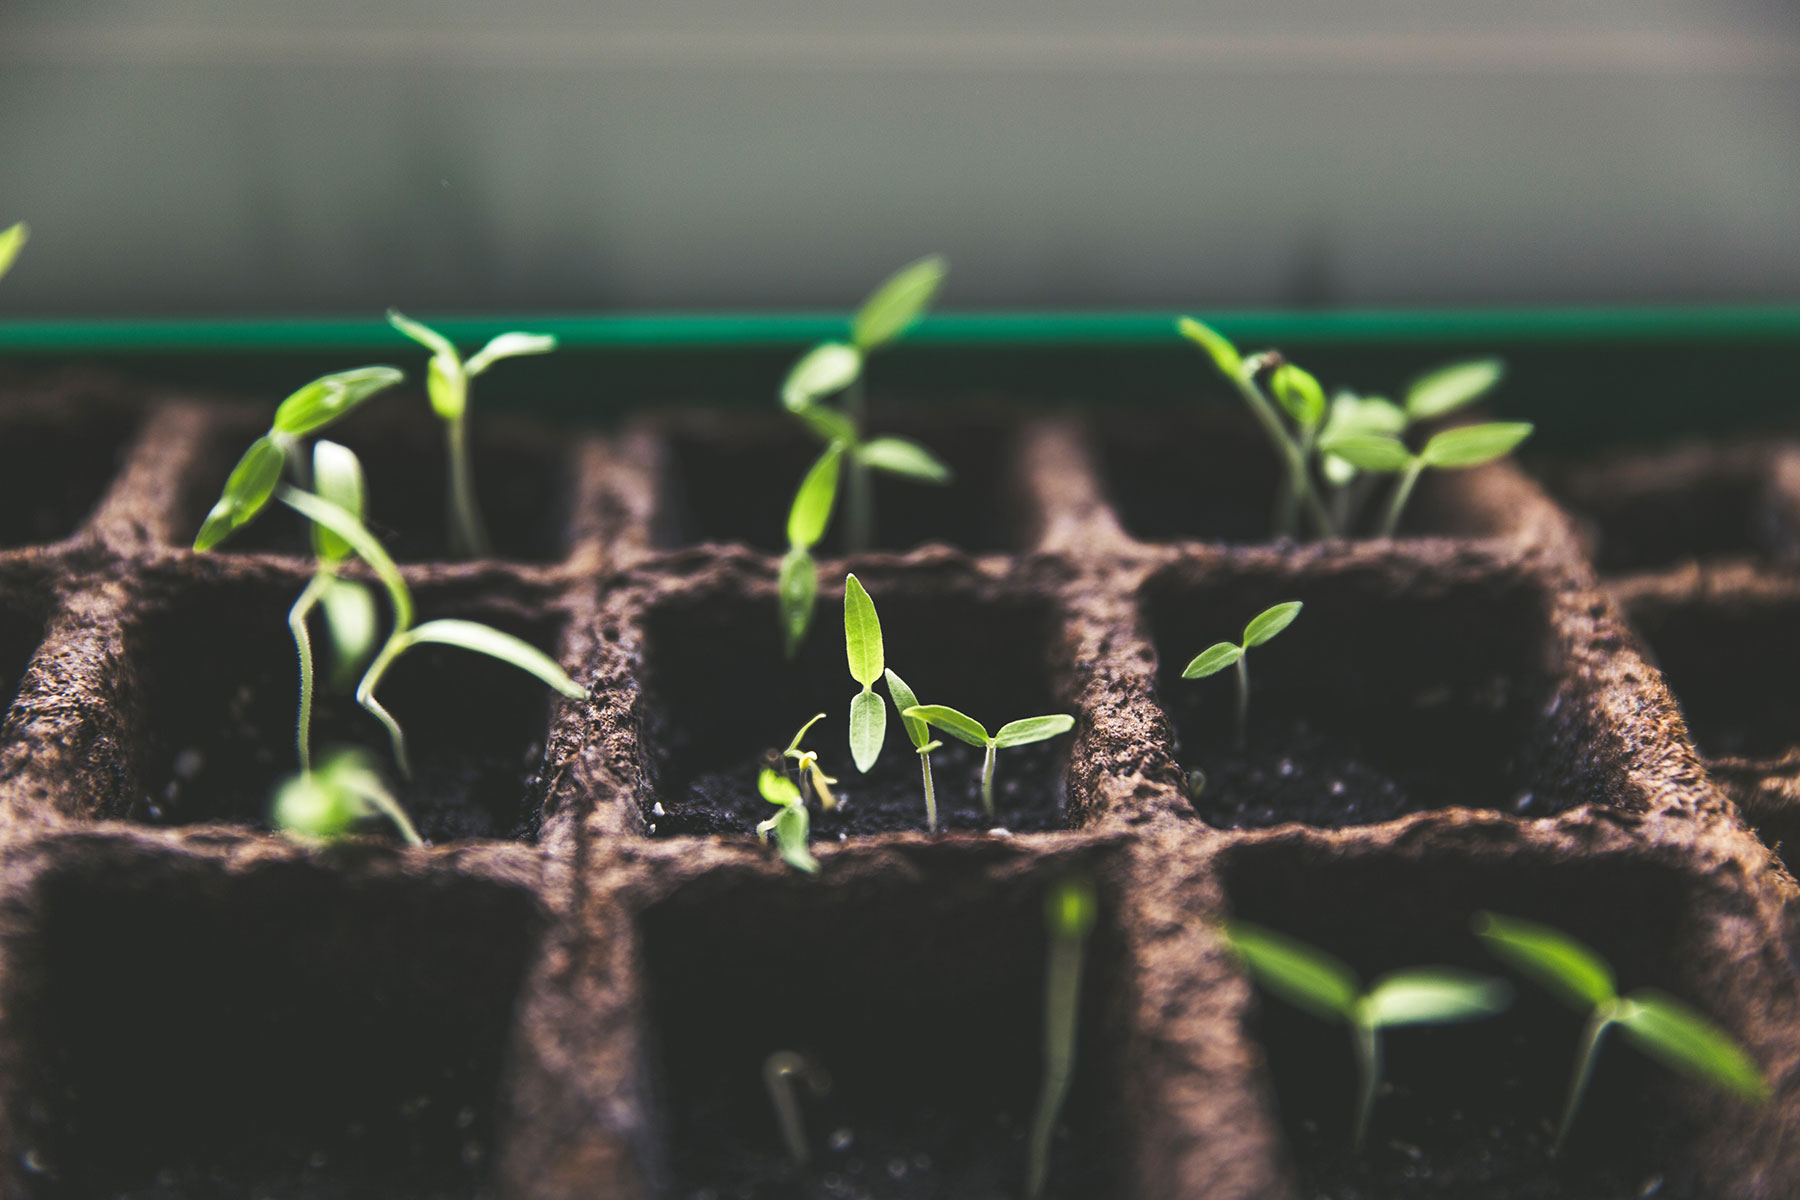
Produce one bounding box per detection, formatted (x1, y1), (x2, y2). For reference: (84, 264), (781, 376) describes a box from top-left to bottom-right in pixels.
(7, 850), (541, 1198)
(125, 570), (566, 841)
(1097, 407), (1518, 545)
(651, 412), (1025, 553)
(0, 578), (49, 726)
(1219, 838), (1769, 1199)
(1145, 558), (1573, 829)
(0, 400), (138, 547)
(636, 574), (1072, 837)
(639, 854), (1129, 1198)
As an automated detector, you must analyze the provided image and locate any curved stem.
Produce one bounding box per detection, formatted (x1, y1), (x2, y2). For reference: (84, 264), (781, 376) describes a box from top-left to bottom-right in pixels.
(1026, 906), (1089, 1198)
(1380, 459), (1426, 539)
(981, 740), (997, 818)
(920, 749), (938, 833)
(446, 414), (492, 558)
(288, 573), (331, 772)
(356, 634), (413, 779)
(1351, 1017), (1382, 1149)
(1231, 372), (1335, 539)
(1554, 1007), (1615, 1158)
(1234, 654), (1250, 751)
(763, 1051), (827, 1167)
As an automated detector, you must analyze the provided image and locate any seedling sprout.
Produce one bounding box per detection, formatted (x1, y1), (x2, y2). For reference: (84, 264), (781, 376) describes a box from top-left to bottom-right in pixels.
(1182, 601), (1302, 750)
(271, 746), (421, 846)
(780, 443), (844, 657)
(1473, 912), (1767, 1155)
(757, 768), (820, 874)
(842, 574), (888, 773)
(762, 1050), (830, 1166)
(782, 713), (839, 811)
(388, 310), (557, 558)
(0, 221), (26, 282)
(883, 669), (943, 832)
(1026, 875), (1098, 1200)
(1322, 420), (1534, 538)
(902, 705), (1074, 820)
(1221, 919), (1512, 1147)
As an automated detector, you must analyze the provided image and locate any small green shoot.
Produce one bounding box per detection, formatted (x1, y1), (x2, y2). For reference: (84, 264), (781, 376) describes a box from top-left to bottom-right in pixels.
(782, 713), (839, 811)
(763, 1050), (830, 1165)
(843, 574), (887, 773)
(271, 746), (422, 846)
(1322, 421), (1534, 538)
(1222, 919), (1512, 1148)
(757, 768), (820, 874)
(1182, 601), (1302, 750)
(883, 669), (943, 832)
(780, 442), (844, 657)
(1026, 875), (1098, 1200)
(902, 704), (1075, 820)
(0, 222), (26, 283)
(388, 310), (557, 558)
(1473, 912), (1767, 1155)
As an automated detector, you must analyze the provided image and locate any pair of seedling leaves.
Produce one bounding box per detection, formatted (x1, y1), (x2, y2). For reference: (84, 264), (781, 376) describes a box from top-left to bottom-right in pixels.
(1179, 318), (1533, 539)
(1225, 913), (1765, 1154)
(779, 256), (953, 656)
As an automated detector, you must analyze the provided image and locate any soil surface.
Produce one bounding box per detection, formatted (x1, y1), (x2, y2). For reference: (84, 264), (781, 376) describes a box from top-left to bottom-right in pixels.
(0, 386), (140, 547)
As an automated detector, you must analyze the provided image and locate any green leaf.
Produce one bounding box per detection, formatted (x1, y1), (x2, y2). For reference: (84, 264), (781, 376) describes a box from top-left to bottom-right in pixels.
(195, 434), (288, 551)
(852, 254), (946, 350)
(0, 222), (26, 282)
(401, 618), (584, 699)
(1420, 422), (1534, 470)
(857, 437), (952, 484)
(272, 767), (361, 840)
(843, 574), (884, 688)
(276, 486), (414, 631)
(318, 577), (379, 685)
(759, 767), (803, 807)
(1361, 968), (1512, 1029)
(272, 366), (406, 436)
(787, 443), (844, 549)
(903, 704), (989, 748)
(386, 308), (457, 357)
(1271, 364), (1326, 429)
(1221, 920), (1359, 1022)
(782, 342), (862, 411)
(993, 714), (1075, 748)
(1176, 316), (1243, 378)
(1472, 912), (1616, 1010)
(1182, 642), (1243, 679)
(465, 331), (556, 376)
(1323, 393), (1407, 441)
(424, 353), (466, 421)
(849, 689), (887, 773)
(1406, 358), (1504, 422)
(1318, 433), (1413, 474)
(785, 712), (827, 757)
(1615, 991), (1767, 1102)
(795, 403), (858, 446)
(309, 440), (366, 564)
(884, 669), (930, 749)
(774, 802), (820, 873)
(1243, 601), (1303, 647)
(1046, 876), (1098, 940)
(779, 546), (818, 658)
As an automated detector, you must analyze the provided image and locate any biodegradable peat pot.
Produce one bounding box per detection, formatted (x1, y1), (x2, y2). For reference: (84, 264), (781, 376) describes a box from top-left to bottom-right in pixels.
(0, 371), (1793, 1200)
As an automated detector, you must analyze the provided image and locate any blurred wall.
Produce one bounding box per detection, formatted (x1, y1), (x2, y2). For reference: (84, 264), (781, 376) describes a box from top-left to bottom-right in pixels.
(3, 1), (1800, 314)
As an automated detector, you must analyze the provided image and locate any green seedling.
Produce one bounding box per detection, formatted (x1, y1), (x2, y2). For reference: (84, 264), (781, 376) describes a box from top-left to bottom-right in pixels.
(1322, 420), (1534, 538)
(883, 669), (943, 832)
(0, 222), (26, 283)
(1026, 875), (1098, 1200)
(1222, 919), (1512, 1148)
(782, 713), (839, 811)
(271, 746), (422, 846)
(763, 1050), (831, 1165)
(842, 574), (888, 773)
(1473, 912), (1767, 1155)
(388, 310), (557, 558)
(757, 768), (820, 874)
(778, 257), (952, 651)
(902, 705), (1075, 820)
(1182, 601), (1302, 750)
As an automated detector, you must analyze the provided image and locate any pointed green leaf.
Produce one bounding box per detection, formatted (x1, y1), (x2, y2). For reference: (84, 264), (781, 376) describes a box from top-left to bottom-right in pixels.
(1271, 364), (1326, 429)
(782, 342), (862, 411)
(1472, 912), (1617, 1010)
(993, 714), (1075, 748)
(1176, 316), (1242, 378)
(857, 437), (951, 484)
(1616, 991), (1767, 1102)
(852, 254), (946, 350)
(465, 331), (556, 376)
(785, 712), (827, 757)
(1362, 969), (1512, 1029)
(904, 704), (989, 748)
(276, 485), (413, 629)
(195, 434), (288, 551)
(1243, 601), (1303, 647)
(1318, 433), (1413, 474)
(1420, 422), (1534, 470)
(779, 546), (818, 658)
(400, 618), (584, 699)
(787, 444), (844, 549)
(1323, 393), (1407, 441)
(843, 574), (884, 688)
(1406, 358), (1504, 422)
(759, 767), (803, 807)
(310, 440), (366, 564)
(1220, 920), (1359, 1022)
(884, 669), (930, 749)
(849, 689), (887, 773)
(0, 222), (26, 282)
(272, 366), (406, 436)
(1182, 642), (1243, 679)
(318, 577), (379, 686)
(386, 308), (458, 360)
(774, 802), (820, 873)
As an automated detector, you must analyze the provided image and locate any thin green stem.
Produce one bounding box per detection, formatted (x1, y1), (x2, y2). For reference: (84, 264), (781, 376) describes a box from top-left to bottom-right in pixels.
(356, 635), (413, 779)
(844, 378), (874, 553)
(1380, 459), (1427, 538)
(1351, 1017), (1382, 1149)
(288, 573), (331, 772)
(1234, 653), (1250, 751)
(446, 414), (492, 558)
(1026, 910), (1089, 1199)
(981, 740), (998, 818)
(763, 1051), (824, 1166)
(920, 749), (938, 833)
(1230, 371), (1334, 539)
(1553, 1006), (1616, 1157)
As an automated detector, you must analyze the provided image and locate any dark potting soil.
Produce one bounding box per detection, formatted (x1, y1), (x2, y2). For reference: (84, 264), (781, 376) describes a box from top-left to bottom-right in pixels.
(1626, 598), (1800, 762)
(0, 408), (139, 547)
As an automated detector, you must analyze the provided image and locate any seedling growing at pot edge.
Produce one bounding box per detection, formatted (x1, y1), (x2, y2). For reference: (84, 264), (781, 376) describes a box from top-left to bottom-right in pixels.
(1474, 911), (1767, 1155)
(1222, 919), (1512, 1148)
(763, 1050), (831, 1165)
(757, 768), (820, 875)
(272, 746), (421, 846)
(1322, 419), (1534, 538)
(1026, 875), (1098, 1200)
(782, 713), (839, 811)
(0, 221), (26, 283)
(903, 705), (1075, 820)
(1183, 601), (1302, 750)
(388, 310), (557, 558)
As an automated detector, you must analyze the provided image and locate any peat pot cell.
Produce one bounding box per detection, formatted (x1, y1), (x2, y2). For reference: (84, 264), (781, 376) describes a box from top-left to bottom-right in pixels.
(1097, 407), (1516, 545)
(1147, 561), (1574, 829)
(637, 582), (1072, 837)
(651, 415), (1025, 553)
(0, 404), (138, 546)
(1222, 840), (1762, 1200)
(126, 575), (565, 841)
(0, 582), (50, 726)
(8, 854), (541, 1198)
(640, 860), (1128, 1198)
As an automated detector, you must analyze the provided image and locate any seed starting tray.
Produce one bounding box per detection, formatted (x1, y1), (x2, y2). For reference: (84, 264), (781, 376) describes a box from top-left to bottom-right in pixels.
(0, 368), (1794, 1200)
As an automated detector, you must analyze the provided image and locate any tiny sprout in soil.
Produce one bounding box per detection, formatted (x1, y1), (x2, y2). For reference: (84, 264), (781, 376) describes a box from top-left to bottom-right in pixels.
(1323, 419), (1535, 538)
(884, 668), (944, 832)
(782, 712), (839, 811)
(762, 1050), (831, 1166)
(1027, 875), (1098, 1200)
(903, 704), (1074, 820)
(0, 220), (26, 282)
(1473, 911), (1767, 1156)
(1222, 919), (1512, 1148)
(272, 745), (421, 846)
(388, 309), (557, 558)
(757, 767), (819, 875)
(1183, 600), (1302, 750)
(778, 257), (952, 652)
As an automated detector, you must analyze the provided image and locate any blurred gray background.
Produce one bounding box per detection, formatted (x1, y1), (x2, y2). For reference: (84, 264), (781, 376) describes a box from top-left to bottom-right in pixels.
(4, 1), (1800, 315)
